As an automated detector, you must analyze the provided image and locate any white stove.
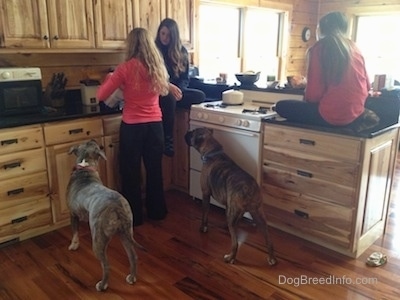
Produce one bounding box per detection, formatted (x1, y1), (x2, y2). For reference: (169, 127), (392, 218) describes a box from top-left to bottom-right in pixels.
(188, 89), (304, 215)
(190, 100), (276, 132)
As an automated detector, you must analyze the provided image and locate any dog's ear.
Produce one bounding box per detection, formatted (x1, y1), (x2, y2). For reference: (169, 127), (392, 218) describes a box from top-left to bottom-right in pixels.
(68, 145), (79, 155)
(96, 147), (107, 161)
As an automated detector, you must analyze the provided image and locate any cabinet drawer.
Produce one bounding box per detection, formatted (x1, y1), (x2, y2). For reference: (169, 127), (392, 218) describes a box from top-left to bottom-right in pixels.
(0, 148), (47, 180)
(43, 118), (103, 145)
(263, 145), (359, 188)
(263, 165), (355, 207)
(0, 172), (49, 209)
(264, 125), (362, 162)
(0, 197), (52, 243)
(103, 114), (122, 136)
(262, 183), (353, 248)
(0, 125), (44, 155)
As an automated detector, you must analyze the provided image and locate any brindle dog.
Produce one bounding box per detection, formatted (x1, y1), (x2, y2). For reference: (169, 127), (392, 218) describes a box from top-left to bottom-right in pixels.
(185, 128), (277, 266)
(66, 139), (143, 291)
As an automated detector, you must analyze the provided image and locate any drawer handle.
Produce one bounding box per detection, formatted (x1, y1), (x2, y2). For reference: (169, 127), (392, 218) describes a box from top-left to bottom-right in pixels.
(12, 216), (28, 224)
(297, 170), (313, 178)
(69, 128), (83, 135)
(294, 209), (309, 219)
(4, 161), (21, 169)
(1, 138), (18, 146)
(299, 138), (315, 146)
(7, 188), (24, 196)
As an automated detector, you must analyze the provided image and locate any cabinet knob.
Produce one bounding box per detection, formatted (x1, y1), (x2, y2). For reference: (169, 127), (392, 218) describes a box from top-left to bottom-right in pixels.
(43, 35), (49, 40)
(53, 35), (59, 40)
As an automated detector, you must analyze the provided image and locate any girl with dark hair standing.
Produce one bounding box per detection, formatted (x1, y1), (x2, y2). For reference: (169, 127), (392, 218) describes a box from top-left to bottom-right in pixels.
(275, 12), (378, 130)
(155, 18), (205, 156)
(97, 28), (170, 226)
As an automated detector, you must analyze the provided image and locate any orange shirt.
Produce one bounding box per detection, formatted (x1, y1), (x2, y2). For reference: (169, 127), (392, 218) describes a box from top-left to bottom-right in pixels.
(96, 58), (162, 124)
(305, 40), (370, 125)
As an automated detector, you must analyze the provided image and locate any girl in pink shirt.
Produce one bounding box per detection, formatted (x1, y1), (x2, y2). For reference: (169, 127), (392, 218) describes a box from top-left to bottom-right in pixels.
(275, 12), (378, 131)
(97, 28), (169, 226)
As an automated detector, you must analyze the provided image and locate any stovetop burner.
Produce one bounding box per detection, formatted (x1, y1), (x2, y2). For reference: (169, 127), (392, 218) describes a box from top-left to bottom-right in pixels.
(242, 107), (270, 114)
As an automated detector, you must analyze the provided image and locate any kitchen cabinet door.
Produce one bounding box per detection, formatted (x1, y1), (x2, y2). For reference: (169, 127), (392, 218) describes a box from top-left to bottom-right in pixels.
(46, 0), (95, 48)
(165, 0), (194, 50)
(132, 0), (166, 39)
(0, 0), (50, 48)
(94, 0), (133, 49)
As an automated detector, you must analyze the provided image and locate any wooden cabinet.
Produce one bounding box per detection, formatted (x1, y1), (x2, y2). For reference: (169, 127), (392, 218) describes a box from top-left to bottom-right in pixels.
(44, 118), (105, 224)
(172, 108), (190, 192)
(0, 0), (50, 48)
(102, 115), (122, 191)
(46, 0), (95, 49)
(0, 0), (132, 49)
(0, 125), (51, 245)
(166, 0), (195, 50)
(262, 123), (399, 257)
(133, 0), (166, 39)
(94, 0), (133, 49)
(0, 0), (95, 49)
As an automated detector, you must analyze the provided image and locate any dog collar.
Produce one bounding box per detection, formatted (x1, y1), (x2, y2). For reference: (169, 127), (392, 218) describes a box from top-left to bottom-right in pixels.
(72, 165), (97, 172)
(201, 149), (224, 163)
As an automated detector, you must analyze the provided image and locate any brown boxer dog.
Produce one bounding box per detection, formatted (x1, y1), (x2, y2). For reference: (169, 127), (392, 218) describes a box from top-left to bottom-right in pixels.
(185, 127), (276, 265)
(66, 139), (143, 291)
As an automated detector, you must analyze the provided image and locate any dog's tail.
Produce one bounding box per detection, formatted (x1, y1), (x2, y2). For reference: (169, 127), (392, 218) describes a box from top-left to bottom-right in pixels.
(132, 238), (147, 252)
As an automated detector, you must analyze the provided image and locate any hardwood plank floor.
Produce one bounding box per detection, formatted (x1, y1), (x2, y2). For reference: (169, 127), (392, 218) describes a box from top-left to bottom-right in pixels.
(2, 160), (400, 299)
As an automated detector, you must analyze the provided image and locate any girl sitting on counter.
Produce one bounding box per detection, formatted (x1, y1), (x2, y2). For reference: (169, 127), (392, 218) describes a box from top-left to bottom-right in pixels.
(275, 11), (379, 132)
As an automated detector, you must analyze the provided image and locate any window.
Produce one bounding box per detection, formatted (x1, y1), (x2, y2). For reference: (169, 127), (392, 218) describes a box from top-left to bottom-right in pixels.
(198, 3), (284, 86)
(355, 13), (400, 86)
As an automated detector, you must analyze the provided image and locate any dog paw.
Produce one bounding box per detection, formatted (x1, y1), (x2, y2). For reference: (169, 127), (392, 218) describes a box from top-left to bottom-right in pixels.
(95, 281), (108, 292)
(126, 274), (137, 284)
(223, 254), (236, 264)
(68, 242), (79, 251)
(268, 257), (278, 266)
(200, 226), (208, 233)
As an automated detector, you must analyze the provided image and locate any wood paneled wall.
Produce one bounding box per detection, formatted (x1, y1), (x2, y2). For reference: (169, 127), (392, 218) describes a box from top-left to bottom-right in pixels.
(320, 0), (400, 13)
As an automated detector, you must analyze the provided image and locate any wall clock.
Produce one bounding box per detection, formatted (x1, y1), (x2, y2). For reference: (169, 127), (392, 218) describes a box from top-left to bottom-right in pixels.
(302, 27), (311, 42)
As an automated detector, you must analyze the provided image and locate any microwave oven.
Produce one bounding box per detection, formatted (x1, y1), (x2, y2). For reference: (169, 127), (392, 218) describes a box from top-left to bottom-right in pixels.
(0, 67), (43, 116)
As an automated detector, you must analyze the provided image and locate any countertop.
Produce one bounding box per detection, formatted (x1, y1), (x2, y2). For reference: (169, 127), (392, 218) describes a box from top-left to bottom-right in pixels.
(188, 77), (304, 101)
(0, 90), (121, 129)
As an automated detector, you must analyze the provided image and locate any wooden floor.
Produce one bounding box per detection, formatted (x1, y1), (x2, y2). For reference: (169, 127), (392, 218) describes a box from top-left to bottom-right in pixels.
(2, 162), (400, 300)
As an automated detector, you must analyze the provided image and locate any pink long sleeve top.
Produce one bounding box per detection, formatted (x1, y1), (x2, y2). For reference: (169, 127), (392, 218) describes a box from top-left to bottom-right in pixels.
(96, 58), (162, 124)
(305, 41), (371, 125)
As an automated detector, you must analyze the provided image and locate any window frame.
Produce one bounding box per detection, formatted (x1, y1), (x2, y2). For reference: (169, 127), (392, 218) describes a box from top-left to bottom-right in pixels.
(196, 1), (292, 83)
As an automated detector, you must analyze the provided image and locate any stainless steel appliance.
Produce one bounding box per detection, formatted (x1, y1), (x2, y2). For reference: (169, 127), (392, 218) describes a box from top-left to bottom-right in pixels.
(189, 90), (304, 212)
(0, 67), (43, 116)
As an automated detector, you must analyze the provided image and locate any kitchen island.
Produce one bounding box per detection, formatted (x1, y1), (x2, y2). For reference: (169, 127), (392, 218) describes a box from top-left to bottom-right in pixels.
(261, 112), (400, 257)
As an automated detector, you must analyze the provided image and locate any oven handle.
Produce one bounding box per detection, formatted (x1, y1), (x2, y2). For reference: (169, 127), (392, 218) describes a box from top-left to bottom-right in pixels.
(190, 120), (260, 137)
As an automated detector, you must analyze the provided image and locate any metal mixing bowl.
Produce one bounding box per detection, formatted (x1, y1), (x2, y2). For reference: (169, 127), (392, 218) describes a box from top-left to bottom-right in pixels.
(235, 72), (261, 85)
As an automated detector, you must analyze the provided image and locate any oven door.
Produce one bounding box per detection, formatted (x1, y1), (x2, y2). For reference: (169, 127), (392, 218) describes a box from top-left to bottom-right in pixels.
(0, 80), (43, 116)
(189, 120), (261, 214)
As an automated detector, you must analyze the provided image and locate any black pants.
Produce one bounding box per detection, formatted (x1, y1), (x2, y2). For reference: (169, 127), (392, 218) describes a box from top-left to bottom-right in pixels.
(159, 88), (206, 139)
(119, 121), (167, 225)
(274, 99), (379, 132)
(275, 100), (334, 127)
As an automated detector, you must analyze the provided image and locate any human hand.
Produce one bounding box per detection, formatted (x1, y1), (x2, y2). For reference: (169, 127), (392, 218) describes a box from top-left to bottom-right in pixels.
(169, 83), (183, 101)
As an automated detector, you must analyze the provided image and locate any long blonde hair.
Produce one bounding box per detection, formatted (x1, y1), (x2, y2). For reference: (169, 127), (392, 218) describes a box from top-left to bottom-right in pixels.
(125, 28), (169, 96)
